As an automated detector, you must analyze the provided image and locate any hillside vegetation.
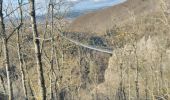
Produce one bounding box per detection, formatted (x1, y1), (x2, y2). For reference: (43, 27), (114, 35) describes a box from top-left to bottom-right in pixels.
(0, 0), (170, 100)
(68, 0), (170, 99)
(68, 0), (161, 35)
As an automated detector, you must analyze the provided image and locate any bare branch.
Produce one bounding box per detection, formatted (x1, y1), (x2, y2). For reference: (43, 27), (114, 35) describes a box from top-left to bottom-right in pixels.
(4, 2), (29, 19)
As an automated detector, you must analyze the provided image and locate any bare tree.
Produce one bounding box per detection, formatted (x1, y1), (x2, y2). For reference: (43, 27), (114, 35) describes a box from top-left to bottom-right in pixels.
(28, 0), (46, 99)
(17, 0), (28, 99)
(0, 0), (13, 99)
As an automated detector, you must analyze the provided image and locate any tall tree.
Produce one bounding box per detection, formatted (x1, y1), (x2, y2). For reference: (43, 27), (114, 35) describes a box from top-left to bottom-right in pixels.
(0, 0), (13, 100)
(49, 1), (55, 99)
(28, 0), (46, 99)
(17, 0), (28, 99)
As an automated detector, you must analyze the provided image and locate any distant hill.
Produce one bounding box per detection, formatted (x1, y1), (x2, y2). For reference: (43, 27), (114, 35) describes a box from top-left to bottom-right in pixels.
(66, 4), (119, 19)
(66, 8), (100, 19)
(67, 0), (160, 35)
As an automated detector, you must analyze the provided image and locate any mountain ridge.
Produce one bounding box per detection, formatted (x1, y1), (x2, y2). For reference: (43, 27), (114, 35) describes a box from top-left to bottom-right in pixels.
(67, 0), (160, 35)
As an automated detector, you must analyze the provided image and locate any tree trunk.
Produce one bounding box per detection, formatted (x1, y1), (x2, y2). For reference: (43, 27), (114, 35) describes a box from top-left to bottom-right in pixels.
(50, 3), (55, 100)
(17, 0), (28, 99)
(0, 0), (13, 100)
(17, 29), (28, 100)
(134, 43), (139, 100)
(0, 75), (6, 94)
(28, 0), (46, 99)
(23, 57), (35, 100)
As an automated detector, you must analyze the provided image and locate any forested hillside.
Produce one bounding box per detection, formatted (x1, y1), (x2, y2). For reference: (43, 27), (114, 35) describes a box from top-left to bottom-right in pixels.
(0, 0), (170, 100)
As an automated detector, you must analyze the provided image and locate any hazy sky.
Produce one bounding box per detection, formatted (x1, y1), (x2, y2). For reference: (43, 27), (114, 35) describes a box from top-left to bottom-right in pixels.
(5, 0), (125, 9)
(34, 0), (125, 11)
(4, 0), (125, 15)
(70, 0), (125, 11)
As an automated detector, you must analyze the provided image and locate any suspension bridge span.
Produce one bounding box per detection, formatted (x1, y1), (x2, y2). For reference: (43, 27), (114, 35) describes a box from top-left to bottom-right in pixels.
(59, 33), (113, 54)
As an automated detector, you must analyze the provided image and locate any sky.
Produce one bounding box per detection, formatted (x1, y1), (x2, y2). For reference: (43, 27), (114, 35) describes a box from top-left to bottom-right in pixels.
(70, 0), (125, 11)
(4, 0), (125, 11)
(4, 0), (125, 16)
(33, 0), (125, 12)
